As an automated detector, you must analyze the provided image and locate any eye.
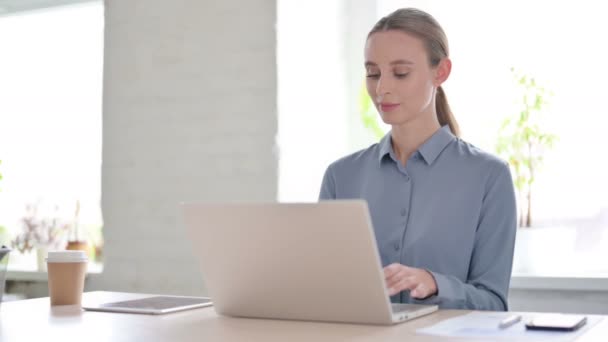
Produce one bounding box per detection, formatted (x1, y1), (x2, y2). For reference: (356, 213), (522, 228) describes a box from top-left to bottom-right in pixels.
(365, 67), (380, 79)
(395, 73), (409, 79)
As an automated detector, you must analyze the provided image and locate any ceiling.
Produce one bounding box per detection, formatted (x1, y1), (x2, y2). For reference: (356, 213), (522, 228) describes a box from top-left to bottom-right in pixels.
(0, 0), (97, 16)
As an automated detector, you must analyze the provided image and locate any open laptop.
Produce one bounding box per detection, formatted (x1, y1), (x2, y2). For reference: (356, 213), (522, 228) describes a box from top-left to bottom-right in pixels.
(181, 200), (438, 325)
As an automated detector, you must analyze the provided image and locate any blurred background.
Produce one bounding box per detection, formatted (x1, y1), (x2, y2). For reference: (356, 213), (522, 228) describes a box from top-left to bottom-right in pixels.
(1, 0), (607, 313)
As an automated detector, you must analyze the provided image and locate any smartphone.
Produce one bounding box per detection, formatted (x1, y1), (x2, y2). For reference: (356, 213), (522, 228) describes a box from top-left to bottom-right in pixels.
(525, 314), (587, 332)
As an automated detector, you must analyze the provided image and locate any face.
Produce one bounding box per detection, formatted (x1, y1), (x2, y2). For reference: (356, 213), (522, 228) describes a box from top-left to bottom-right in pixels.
(364, 30), (450, 127)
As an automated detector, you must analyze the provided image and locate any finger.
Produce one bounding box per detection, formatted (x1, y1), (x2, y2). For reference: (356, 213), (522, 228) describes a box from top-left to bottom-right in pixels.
(384, 263), (416, 281)
(410, 283), (428, 299)
(411, 270), (437, 298)
(388, 276), (417, 296)
(388, 284), (401, 297)
(385, 268), (408, 289)
(398, 264), (415, 275)
(388, 278), (414, 296)
(383, 263), (401, 278)
(389, 264), (415, 278)
(384, 264), (418, 289)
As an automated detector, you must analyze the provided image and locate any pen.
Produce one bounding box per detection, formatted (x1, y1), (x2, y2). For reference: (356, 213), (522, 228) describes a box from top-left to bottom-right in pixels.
(498, 314), (522, 329)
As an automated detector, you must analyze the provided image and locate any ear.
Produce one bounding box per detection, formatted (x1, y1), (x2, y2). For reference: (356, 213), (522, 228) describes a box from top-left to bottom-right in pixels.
(434, 57), (452, 87)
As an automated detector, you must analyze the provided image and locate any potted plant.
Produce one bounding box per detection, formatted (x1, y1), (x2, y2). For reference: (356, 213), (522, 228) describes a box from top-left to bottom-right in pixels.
(11, 204), (70, 271)
(496, 68), (558, 228)
(66, 200), (89, 255)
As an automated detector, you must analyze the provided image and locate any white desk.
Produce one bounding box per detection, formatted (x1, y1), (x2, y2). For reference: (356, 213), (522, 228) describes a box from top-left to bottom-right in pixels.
(1, 291), (606, 341)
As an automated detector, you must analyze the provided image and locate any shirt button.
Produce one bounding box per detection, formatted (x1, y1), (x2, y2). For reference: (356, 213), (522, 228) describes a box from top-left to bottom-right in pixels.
(400, 208), (407, 216)
(394, 243), (400, 251)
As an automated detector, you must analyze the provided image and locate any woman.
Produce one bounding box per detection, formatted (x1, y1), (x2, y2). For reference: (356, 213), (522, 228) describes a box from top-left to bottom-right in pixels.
(319, 8), (517, 311)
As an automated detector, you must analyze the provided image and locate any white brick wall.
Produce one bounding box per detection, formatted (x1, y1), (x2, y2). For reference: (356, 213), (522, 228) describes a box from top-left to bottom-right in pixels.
(95, 0), (277, 295)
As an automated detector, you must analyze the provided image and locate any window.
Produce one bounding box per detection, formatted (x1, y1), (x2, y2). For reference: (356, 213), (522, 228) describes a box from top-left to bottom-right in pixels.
(374, 0), (608, 277)
(278, 0), (608, 278)
(277, 0), (351, 202)
(0, 2), (104, 270)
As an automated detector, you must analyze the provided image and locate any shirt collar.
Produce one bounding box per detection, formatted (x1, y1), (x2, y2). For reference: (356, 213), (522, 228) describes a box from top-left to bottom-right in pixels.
(377, 132), (393, 163)
(377, 125), (456, 165)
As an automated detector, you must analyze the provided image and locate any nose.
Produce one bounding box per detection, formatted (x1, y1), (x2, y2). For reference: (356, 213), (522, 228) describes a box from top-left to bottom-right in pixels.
(375, 74), (394, 99)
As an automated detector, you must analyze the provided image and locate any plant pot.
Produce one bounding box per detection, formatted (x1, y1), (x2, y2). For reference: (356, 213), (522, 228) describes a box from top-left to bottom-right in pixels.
(66, 240), (89, 256)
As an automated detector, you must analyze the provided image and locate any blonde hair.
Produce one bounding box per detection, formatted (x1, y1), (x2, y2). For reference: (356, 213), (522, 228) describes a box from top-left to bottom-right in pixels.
(368, 8), (460, 136)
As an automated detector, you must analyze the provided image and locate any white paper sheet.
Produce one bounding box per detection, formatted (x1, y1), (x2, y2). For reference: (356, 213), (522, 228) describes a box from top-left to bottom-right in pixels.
(416, 312), (602, 341)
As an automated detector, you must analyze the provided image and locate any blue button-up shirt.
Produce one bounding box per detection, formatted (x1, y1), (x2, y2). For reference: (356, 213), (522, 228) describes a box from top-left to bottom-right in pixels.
(319, 126), (517, 311)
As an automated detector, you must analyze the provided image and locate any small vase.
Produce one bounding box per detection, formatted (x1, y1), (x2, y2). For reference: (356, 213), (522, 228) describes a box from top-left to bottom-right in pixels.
(36, 247), (48, 272)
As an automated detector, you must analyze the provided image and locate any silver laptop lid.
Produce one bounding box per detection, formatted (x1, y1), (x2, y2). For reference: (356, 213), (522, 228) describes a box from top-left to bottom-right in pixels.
(182, 200), (395, 324)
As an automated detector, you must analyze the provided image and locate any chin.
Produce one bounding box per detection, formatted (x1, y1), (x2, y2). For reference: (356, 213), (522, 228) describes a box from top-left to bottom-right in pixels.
(379, 112), (408, 126)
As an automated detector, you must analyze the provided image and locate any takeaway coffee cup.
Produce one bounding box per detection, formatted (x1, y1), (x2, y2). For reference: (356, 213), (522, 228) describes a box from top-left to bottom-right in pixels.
(46, 250), (88, 306)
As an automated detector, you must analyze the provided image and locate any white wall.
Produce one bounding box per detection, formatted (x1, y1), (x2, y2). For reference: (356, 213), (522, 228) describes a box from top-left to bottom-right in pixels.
(95, 0), (277, 295)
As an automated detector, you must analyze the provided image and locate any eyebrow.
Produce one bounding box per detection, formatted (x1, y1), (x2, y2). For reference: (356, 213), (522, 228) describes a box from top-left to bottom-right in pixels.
(365, 59), (414, 67)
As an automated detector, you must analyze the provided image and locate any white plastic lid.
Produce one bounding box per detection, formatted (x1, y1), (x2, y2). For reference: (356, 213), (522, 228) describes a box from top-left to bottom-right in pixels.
(46, 250), (88, 263)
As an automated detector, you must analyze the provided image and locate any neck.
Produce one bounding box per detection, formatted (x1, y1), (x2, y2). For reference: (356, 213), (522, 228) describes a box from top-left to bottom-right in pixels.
(390, 112), (441, 166)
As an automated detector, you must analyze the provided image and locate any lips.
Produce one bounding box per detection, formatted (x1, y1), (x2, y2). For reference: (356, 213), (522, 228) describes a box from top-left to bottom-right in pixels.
(379, 103), (400, 112)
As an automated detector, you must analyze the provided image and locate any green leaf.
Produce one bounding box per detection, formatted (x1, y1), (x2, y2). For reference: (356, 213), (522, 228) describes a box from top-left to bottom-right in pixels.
(359, 83), (371, 113)
(358, 82), (387, 140)
(495, 68), (559, 226)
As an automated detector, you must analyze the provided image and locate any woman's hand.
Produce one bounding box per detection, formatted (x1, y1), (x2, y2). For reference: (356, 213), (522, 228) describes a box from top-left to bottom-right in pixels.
(383, 263), (438, 298)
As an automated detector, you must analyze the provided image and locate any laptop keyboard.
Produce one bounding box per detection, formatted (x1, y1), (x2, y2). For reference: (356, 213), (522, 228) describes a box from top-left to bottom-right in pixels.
(391, 303), (417, 313)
